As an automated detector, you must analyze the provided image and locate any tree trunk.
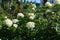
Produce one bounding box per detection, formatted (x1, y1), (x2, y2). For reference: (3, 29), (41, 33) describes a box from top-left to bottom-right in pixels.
(24, 0), (26, 4)
(43, 0), (47, 5)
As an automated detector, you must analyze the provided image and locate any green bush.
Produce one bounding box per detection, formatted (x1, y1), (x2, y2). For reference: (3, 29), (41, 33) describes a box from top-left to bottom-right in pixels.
(0, 2), (60, 40)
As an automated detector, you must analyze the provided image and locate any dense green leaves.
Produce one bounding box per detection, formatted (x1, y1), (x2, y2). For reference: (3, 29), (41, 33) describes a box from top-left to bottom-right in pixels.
(0, 1), (60, 40)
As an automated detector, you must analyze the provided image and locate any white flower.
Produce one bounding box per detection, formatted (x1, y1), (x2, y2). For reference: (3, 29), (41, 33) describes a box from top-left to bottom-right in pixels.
(32, 8), (35, 11)
(28, 13), (35, 20)
(26, 22), (35, 30)
(3, 19), (13, 27)
(12, 19), (19, 23)
(0, 39), (1, 40)
(54, 0), (60, 4)
(46, 9), (52, 12)
(13, 24), (18, 28)
(28, 13), (34, 16)
(17, 13), (24, 18)
(4, 16), (7, 19)
(45, 2), (52, 7)
(52, 12), (55, 14)
(29, 15), (35, 20)
(31, 3), (36, 8)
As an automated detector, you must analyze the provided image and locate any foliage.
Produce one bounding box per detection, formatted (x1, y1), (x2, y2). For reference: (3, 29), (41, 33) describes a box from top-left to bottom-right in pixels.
(0, 1), (60, 40)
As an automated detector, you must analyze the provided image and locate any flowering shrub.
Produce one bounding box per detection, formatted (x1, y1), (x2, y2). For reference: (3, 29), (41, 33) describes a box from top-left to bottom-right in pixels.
(0, 2), (60, 40)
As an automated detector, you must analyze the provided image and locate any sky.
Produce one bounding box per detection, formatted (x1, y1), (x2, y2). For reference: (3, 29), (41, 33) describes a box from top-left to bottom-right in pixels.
(27, 0), (54, 3)
(27, 0), (40, 3)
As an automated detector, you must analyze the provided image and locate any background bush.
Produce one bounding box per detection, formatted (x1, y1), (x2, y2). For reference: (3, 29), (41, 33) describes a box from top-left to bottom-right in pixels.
(0, 1), (60, 40)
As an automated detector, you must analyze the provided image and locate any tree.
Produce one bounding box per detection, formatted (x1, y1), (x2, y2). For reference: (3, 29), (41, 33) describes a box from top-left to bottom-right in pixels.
(1, 0), (12, 9)
(43, 0), (47, 5)
(24, 0), (26, 4)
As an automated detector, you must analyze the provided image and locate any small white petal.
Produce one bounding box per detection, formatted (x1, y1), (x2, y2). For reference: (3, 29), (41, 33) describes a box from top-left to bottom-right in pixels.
(31, 4), (36, 8)
(46, 9), (52, 12)
(13, 24), (18, 28)
(28, 13), (34, 16)
(32, 8), (35, 11)
(12, 19), (19, 23)
(4, 16), (7, 19)
(29, 15), (35, 20)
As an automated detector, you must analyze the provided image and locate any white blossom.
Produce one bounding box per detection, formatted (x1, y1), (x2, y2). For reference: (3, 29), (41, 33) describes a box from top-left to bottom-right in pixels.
(32, 8), (35, 11)
(46, 9), (52, 13)
(3, 19), (13, 27)
(28, 13), (35, 20)
(52, 12), (55, 14)
(12, 19), (19, 23)
(26, 22), (35, 30)
(54, 0), (60, 4)
(28, 13), (35, 16)
(13, 24), (18, 28)
(45, 2), (53, 7)
(17, 13), (24, 18)
(29, 15), (35, 20)
(31, 3), (36, 8)
(0, 39), (1, 40)
(4, 16), (7, 19)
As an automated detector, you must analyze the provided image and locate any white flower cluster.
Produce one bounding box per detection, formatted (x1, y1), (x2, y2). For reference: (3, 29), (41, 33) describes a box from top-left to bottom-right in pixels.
(31, 3), (36, 11)
(46, 9), (52, 13)
(31, 3), (36, 8)
(3, 13), (24, 28)
(32, 8), (35, 11)
(3, 19), (13, 27)
(45, 2), (53, 7)
(54, 0), (60, 4)
(26, 21), (35, 30)
(12, 19), (19, 24)
(3, 12), (36, 30)
(3, 18), (19, 28)
(0, 39), (1, 40)
(17, 13), (24, 18)
(28, 13), (36, 20)
(12, 19), (19, 28)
